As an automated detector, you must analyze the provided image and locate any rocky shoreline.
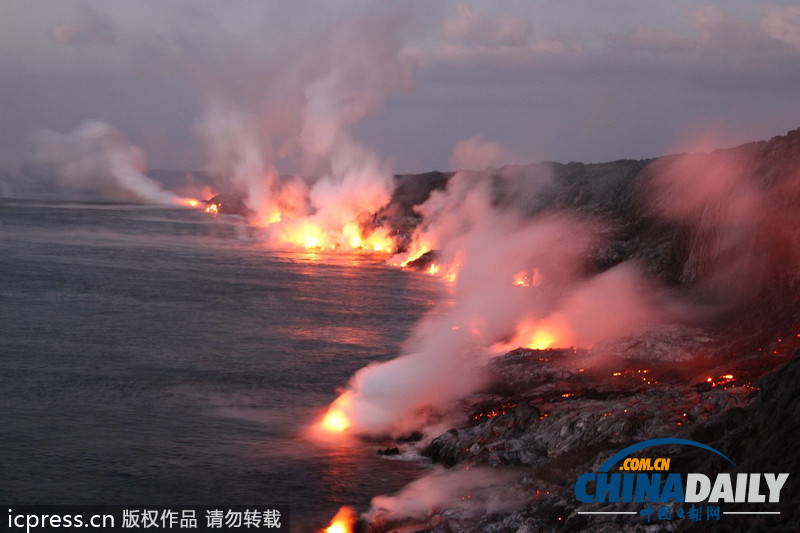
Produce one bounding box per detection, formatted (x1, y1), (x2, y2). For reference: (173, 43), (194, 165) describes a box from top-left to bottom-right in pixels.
(363, 340), (797, 532)
(359, 128), (800, 532)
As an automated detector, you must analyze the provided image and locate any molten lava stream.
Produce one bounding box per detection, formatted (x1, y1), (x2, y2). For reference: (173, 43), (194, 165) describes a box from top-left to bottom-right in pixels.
(321, 408), (350, 433)
(310, 391), (356, 444)
(323, 506), (357, 533)
(176, 197), (203, 208)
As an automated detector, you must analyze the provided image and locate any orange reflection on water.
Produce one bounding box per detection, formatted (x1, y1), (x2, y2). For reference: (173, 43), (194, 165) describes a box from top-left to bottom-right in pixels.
(281, 324), (383, 346)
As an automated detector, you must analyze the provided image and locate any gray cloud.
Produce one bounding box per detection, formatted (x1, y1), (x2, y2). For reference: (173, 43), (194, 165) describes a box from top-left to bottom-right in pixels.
(47, 6), (117, 47)
(1, 1), (800, 174)
(762, 5), (800, 48)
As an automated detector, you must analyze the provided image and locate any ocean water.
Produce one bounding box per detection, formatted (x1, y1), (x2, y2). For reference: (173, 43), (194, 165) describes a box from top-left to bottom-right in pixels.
(0, 200), (440, 531)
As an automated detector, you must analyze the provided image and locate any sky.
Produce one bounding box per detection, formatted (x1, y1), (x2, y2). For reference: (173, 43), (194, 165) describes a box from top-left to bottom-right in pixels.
(1, 0), (800, 174)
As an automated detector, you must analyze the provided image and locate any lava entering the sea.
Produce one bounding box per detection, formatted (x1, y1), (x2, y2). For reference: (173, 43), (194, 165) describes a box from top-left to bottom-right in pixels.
(322, 506), (356, 533)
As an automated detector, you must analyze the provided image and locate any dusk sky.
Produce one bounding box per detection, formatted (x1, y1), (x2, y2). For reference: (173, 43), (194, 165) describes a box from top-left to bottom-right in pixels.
(2, 0), (800, 174)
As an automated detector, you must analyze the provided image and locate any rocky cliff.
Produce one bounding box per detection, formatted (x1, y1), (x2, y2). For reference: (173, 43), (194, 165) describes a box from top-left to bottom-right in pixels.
(366, 128), (800, 532)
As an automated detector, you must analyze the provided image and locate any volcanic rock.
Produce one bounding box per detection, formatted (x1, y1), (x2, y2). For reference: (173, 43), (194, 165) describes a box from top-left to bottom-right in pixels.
(377, 447), (400, 456)
(204, 194), (252, 217)
(365, 128), (800, 532)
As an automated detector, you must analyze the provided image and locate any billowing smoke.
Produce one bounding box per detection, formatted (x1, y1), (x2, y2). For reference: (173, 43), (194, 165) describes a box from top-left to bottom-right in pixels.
(34, 120), (182, 205)
(449, 136), (525, 171)
(365, 466), (526, 525)
(191, 6), (415, 251)
(315, 131), (800, 530)
(326, 167), (680, 437)
(327, 130), (800, 439)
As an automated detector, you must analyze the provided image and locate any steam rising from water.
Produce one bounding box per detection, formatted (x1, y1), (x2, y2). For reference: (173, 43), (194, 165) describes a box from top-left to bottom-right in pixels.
(325, 133), (800, 440)
(321, 133), (800, 528)
(365, 466), (524, 525)
(327, 169), (678, 437)
(194, 7), (414, 252)
(12, 3), (800, 529)
(35, 120), (183, 205)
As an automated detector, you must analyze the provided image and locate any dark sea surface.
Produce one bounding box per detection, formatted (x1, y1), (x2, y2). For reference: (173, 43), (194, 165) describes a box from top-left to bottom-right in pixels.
(0, 200), (440, 531)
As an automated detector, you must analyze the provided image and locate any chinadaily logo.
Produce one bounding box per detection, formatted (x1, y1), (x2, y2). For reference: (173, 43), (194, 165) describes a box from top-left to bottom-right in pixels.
(574, 438), (788, 523)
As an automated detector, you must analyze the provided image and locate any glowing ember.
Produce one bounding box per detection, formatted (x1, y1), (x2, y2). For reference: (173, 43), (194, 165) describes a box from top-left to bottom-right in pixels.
(612, 369), (657, 385)
(428, 263), (440, 275)
(705, 374), (736, 387)
(472, 402), (518, 421)
(205, 203), (219, 214)
(323, 506), (356, 533)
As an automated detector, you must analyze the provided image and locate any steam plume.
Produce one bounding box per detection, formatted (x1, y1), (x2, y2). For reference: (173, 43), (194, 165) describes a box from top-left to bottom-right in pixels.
(365, 466), (526, 525)
(193, 7), (415, 251)
(327, 169), (676, 437)
(35, 120), (180, 205)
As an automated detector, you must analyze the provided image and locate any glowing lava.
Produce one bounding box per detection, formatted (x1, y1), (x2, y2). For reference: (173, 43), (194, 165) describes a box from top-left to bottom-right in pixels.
(323, 506), (356, 533)
(321, 409), (350, 433)
(612, 368), (657, 386)
(205, 203), (219, 214)
(320, 392), (353, 434)
(272, 219), (394, 254)
(494, 318), (574, 352)
(391, 239), (433, 267)
(523, 328), (557, 350)
(513, 268), (541, 287)
(176, 197), (202, 208)
(706, 374), (735, 387)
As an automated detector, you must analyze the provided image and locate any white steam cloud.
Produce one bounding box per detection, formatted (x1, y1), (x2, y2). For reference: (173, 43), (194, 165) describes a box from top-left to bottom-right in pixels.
(35, 120), (179, 205)
(365, 466), (525, 526)
(329, 132), (800, 440)
(450, 136), (525, 171)
(192, 6), (415, 248)
(330, 168), (677, 437)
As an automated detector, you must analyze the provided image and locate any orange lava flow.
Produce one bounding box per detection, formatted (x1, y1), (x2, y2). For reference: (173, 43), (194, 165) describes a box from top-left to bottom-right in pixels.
(175, 197), (203, 208)
(706, 374), (735, 387)
(271, 218), (395, 254)
(513, 268), (541, 287)
(319, 392), (353, 434)
(391, 238), (433, 267)
(523, 328), (558, 350)
(323, 506), (357, 533)
(321, 409), (350, 433)
(494, 318), (574, 352)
